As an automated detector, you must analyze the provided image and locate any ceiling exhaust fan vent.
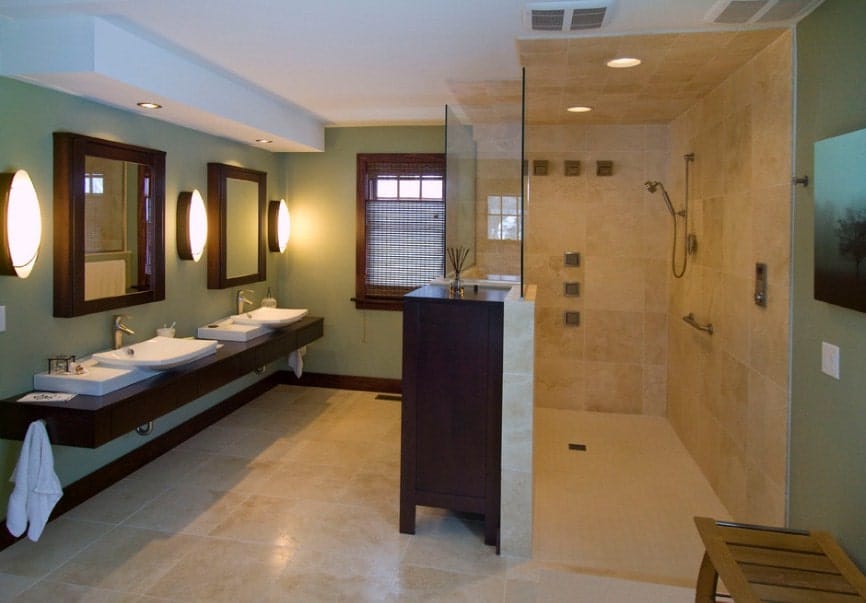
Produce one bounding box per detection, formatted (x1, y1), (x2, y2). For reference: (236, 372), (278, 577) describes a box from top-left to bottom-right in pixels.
(705, 0), (823, 24)
(756, 0), (818, 22)
(525, 1), (614, 32)
(531, 9), (566, 31)
(571, 7), (608, 30)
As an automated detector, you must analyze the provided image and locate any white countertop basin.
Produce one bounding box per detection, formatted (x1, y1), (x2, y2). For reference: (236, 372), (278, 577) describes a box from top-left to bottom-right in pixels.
(231, 307), (308, 328)
(34, 360), (156, 396)
(92, 336), (218, 370)
(197, 317), (272, 342)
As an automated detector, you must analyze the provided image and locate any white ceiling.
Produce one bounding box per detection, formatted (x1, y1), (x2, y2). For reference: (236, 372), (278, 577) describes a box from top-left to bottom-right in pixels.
(0, 0), (823, 151)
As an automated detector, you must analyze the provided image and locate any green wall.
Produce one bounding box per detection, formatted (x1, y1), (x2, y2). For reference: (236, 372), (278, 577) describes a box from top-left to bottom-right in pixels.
(791, 0), (866, 566)
(278, 126), (445, 380)
(0, 76), (443, 520)
(0, 75), (291, 517)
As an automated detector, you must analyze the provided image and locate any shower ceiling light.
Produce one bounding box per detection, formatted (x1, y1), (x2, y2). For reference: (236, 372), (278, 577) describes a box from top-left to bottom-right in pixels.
(606, 57), (641, 68)
(137, 101), (162, 109)
(567, 105), (593, 113)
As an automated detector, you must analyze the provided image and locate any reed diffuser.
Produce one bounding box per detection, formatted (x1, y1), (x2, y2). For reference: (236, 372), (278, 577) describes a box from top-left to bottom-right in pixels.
(447, 246), (470, 297)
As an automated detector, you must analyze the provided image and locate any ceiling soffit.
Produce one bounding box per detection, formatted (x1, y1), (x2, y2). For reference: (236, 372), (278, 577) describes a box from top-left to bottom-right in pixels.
(450, 28), (786, 126)
(0, 15), (325, 152)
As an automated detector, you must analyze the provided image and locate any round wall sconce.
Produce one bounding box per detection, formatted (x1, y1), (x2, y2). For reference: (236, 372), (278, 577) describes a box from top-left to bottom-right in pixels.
(0, 169), (42, 278)
(268, 199), (290, 253)
(177, 189), (207, 262)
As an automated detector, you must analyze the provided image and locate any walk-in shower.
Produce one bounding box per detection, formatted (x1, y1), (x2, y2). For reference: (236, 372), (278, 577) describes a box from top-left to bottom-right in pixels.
(645, 153), (695, 278)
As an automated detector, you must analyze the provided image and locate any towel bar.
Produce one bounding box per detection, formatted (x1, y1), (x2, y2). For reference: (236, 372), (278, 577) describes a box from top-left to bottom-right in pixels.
(683, 312), (713, 335)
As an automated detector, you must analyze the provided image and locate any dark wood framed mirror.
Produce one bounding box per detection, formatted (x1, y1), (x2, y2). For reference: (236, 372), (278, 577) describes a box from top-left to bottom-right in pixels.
(53, 132), (166, 317)
(207, 163), (266, 289)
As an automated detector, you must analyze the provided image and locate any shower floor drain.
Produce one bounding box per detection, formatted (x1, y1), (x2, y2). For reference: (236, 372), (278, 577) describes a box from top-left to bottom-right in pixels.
(568, 443), (587, 451)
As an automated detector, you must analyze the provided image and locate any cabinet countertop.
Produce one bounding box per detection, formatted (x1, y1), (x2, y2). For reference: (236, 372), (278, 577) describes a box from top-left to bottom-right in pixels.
(0, 316), (323, 447)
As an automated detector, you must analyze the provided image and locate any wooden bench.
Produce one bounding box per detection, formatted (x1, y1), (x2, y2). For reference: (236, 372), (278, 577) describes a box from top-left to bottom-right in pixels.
(694, 516), (866, 602)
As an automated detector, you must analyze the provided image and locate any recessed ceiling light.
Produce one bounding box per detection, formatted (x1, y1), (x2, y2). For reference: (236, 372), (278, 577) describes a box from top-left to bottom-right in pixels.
(567, 106), (593, 113)
(606, 57), (641, 68)
(256, 138), (273, 144)
(137, 102), (162, 109)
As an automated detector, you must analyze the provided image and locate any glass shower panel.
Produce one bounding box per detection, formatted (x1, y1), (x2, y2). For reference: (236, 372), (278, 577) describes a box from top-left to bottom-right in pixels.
(443, 71), (526, 293)
(444, 105), (477, 273)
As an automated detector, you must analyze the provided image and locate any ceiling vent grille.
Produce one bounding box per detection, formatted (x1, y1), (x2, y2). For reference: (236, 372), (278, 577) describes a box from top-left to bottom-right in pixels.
(705, 0), (822, 24)
(713, 0), (769, 23)
(756, 0), (816, 22)
(532, 9), (566, 31)
(571, 7), (608, 30)
(525, 1), (614, 32)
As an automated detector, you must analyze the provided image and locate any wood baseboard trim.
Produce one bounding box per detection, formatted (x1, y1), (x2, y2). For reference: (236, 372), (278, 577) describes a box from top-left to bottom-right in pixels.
(277, 371), (401, 394)
(0, 372), (281, 552)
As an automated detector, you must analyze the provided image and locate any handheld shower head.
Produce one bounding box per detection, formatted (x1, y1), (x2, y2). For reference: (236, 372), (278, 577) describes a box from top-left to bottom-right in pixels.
(644, 180), (675, 216)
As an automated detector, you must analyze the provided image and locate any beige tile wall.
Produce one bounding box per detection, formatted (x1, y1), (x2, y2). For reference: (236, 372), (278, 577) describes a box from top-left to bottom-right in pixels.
(526, 123), (672, 415)
(472, 123), (523, 280)
(501, 285), (536, 558)
(666, 31), (792, 524)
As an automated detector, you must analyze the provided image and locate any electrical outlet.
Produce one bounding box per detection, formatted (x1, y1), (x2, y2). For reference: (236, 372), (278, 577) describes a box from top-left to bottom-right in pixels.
(821, 341), (840, 379)
(0, 306), (5, 332)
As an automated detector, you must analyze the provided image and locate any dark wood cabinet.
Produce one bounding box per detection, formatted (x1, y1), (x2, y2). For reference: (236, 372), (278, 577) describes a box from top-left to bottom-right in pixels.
(400, 285), (505, 547)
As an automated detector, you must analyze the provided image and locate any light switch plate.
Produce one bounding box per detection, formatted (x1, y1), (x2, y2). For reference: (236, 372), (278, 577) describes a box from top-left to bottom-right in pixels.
(821, 341), (840, 379)
(0, 306), (5, 332)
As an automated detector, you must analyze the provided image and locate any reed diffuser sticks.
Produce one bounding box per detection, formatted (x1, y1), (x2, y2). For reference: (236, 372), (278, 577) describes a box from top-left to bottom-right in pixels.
(447, 246), (470, 276)
(447, 246), (470, 297)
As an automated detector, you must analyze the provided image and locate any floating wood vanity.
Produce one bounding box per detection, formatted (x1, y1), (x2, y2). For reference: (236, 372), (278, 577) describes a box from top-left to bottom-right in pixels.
(400, 285), (504, 547)
(0, 316), (323, 448)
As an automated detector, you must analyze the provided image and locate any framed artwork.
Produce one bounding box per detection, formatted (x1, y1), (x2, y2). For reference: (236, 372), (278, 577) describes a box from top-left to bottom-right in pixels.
(814, 127), (866, 312)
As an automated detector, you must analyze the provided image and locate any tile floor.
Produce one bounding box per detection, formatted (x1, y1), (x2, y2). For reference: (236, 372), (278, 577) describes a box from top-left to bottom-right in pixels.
(0, 386), (723, 601)
(533, 408), (731, 585)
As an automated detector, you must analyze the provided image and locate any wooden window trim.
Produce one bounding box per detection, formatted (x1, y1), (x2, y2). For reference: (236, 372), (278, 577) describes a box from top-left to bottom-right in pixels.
(355, 153), (445, 311)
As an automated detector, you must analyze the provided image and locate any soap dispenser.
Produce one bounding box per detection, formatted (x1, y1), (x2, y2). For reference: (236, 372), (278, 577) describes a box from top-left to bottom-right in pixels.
(261, 287), (277, 308)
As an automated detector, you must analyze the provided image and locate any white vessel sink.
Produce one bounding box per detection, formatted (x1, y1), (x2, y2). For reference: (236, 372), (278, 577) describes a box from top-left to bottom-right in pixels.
(197, 317), (272, 342)
(34, 360), (156, 396)
(92, 336), (218, 370)
(231, 307), (308, 328)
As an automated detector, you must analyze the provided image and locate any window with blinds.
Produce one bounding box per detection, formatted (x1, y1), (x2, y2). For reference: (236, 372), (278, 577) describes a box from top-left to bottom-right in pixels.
(355, 153), (445, 310)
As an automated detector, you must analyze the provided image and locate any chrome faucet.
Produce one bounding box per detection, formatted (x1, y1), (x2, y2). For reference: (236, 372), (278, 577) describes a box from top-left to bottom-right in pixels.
(237, 289), (254, 315)
(113, 315), (134, 349)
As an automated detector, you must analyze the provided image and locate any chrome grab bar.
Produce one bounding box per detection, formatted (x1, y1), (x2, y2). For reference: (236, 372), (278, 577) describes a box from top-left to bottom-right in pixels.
(683, 312), (714, 335)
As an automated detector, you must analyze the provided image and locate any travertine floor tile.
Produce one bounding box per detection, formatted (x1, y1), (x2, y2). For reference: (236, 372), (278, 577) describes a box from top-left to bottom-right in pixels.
(1, 387), (722, 601)
(123, 485), (248, 536)
(64, 477), (168, 525)
(47, 527), (202, 593)
(0, 572), (34, 602)
(533, 408), (730, 584)
(0, 518), (112, 579)
(11, 580), (147, 602)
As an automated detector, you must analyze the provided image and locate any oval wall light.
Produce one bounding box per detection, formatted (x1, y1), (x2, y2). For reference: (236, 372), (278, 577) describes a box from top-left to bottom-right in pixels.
(0, 169), (42, 278)
(268, 199), (290, 253)
(177, 189), (207, 262)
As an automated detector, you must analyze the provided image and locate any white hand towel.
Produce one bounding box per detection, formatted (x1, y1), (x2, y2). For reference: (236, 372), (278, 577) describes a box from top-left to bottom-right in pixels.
(288, 345), (307, 378)
(6, 421), (63, 542)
